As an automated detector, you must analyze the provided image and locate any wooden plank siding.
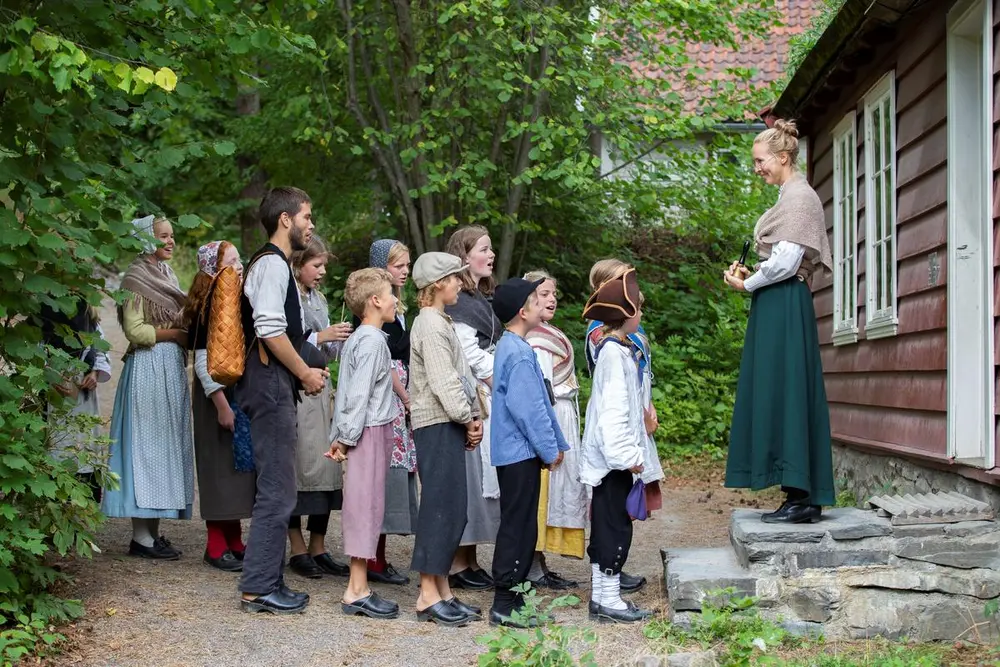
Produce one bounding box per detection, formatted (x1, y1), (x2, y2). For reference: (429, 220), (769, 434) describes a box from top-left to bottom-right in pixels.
(807, 4), (950, 459)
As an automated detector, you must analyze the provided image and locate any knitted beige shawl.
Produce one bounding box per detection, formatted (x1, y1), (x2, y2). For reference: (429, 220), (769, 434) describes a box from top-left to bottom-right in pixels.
(753, 173), (833, 280)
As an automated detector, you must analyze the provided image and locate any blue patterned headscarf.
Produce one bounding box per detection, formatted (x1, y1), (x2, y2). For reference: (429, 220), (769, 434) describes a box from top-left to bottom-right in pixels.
(369, 238), (399, 269)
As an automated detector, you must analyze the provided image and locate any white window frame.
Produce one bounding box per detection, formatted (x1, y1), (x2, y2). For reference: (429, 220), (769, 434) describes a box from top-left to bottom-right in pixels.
(863, 71), (898, 340)
(831, 113), (859, 346)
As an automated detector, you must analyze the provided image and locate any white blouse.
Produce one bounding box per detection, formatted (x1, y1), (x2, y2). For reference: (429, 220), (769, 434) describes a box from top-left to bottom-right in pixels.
(744, 241), (805, 293)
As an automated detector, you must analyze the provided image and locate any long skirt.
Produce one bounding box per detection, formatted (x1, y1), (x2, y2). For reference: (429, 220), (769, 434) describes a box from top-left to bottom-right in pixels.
(461, 386), (500, 545)
(724, 278), (835, 506)
(536, 395), (586, 558)
(411, 422), (468, 575)
(192, 376), (255, 521)
(342, 423), (393, 559)
(102, 344), (194, 519)
(382, 468), (418, 535)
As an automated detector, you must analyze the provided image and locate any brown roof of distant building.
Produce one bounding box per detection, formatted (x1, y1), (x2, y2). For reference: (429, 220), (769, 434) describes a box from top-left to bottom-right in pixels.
(633, 1), (826, 117)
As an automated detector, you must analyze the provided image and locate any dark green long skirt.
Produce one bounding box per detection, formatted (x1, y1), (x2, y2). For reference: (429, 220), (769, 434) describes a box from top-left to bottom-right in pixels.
(724, 277), (835, 506)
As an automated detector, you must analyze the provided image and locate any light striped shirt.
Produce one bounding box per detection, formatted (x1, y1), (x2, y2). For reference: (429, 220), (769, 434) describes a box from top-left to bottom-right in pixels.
(329, 324), (397, 447)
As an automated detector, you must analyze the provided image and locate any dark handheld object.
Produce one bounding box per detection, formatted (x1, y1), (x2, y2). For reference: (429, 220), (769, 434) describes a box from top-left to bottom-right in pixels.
(738, 240), (751, 266)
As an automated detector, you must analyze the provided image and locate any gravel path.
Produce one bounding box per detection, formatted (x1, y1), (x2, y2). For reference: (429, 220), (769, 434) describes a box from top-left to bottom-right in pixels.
(47, 297), (753, 667)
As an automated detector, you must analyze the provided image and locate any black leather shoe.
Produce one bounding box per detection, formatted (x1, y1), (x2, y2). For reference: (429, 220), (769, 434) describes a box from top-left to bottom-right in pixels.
(489, 608), (539, 628)
(416, 600), (472, 626)
(313, 552), (350, 576)
(204, 550), (243, 572)
(619, 571), (646, 593)
(588, 599), (647, 615)
(342, 591), (399, 619)
(278, 584), (310, 604)
(368, 564), (410, 585)
(761, 503), (821, 524)
(475, 568), (495, 586)
(241, 589), (308, 615)
(129, 540), (180, 560)
(449, 568), (493, 590)
(589, 602), (651, 623)
(289, 554), (324, 579)
(231, 550), (245, 561)
(530, 571), (578, 590)
(446, 597), (482, 617)
(155, 536), (181, 556)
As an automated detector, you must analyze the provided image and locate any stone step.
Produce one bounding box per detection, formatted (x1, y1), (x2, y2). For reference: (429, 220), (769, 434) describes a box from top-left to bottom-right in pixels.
(662, 547), (780, 612)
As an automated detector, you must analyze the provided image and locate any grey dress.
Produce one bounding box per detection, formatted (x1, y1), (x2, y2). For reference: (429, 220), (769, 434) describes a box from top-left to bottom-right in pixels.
(292, 288), (344, 515)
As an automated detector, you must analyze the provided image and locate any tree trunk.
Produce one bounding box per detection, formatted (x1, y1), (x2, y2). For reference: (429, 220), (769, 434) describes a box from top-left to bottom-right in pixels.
(236, 85), (266, 253)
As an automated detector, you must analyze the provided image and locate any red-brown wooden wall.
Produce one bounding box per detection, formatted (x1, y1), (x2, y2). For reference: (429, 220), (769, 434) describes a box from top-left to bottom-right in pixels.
(807, 3), (950, 462)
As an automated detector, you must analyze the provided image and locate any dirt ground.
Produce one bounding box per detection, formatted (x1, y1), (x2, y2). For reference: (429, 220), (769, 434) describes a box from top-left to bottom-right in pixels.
(45, 297), (769, 667)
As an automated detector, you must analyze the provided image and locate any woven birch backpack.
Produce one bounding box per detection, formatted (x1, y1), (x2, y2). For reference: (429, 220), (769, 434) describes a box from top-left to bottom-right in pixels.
(205, 265), (246, 386)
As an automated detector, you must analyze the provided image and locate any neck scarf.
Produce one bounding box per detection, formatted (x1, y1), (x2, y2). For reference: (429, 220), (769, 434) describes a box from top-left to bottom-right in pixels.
(446, 289), (501, 349)
(526, 322), (577, 388)
(118, 255), (187, 329)
(753, 173), (833, 279)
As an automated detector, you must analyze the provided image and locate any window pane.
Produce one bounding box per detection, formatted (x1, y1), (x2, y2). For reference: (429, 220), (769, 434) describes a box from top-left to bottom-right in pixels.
(848, 255), (854, 314)
(882, 97), (892, 170)
(872, 106), (882, 174)
(875, 167), (883, 242)
(885, 162), (893, 233)
(885, 236), (893, 312)
(875, 242), (883, 310)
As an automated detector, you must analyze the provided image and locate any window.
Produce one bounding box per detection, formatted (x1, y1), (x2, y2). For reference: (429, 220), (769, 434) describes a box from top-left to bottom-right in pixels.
(831, 113), (858, 345)
(863, 72), (898, 339)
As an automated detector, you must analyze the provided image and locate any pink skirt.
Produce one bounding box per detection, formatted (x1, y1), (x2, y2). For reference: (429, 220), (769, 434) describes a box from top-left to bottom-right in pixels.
(342, 423), (393, 559)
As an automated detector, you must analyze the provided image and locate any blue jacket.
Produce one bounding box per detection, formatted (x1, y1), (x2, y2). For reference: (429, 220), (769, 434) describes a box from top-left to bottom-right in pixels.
(490, 331), (570, 467)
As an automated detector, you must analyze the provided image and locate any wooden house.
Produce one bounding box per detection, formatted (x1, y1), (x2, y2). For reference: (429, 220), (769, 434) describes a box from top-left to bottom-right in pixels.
(768, 0), (1000, 498)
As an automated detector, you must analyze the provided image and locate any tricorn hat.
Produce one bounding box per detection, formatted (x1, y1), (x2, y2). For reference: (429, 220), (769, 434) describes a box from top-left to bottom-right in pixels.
(582, 268), (640, 322)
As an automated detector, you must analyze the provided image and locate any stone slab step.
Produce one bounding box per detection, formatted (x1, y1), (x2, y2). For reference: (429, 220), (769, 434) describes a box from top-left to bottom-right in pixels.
(731, 507), (893, 545)
(663, 547), (779, 612)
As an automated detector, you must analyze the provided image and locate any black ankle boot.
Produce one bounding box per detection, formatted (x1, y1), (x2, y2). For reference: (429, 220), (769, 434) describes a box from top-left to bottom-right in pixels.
(761, 503), (821, 524)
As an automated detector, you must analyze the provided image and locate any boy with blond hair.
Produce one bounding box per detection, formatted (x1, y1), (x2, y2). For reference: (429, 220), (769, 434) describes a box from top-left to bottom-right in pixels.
(327, 267), (400, 620)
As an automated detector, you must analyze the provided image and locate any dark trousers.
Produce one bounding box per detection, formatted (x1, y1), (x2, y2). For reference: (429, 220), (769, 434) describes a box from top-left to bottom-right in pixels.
(288, 514), (330, 534)
(410, 422), (468, 576)
(236, 356), (298, 595)
(588, 469), (634, 575)
(491, 457), (542, 614)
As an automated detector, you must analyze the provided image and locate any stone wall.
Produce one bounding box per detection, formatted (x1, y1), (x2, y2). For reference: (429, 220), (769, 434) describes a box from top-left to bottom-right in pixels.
(833, 443), (1000, 509)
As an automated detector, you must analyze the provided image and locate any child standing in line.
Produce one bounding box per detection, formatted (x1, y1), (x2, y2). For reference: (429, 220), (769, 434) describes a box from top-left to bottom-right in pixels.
(580, 268), (653, 624)
(408, 252), (484, 627)
(488, 277), (569, 626)
(327, 268), (400, 620)
(523, 271), (588, 588)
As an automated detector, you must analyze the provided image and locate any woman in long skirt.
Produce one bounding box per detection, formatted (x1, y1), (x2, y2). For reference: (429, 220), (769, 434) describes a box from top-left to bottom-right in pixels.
(444, 226), (502, 591)
(102, 216), (193, 560)
(722, 119), (835, 523)
(363, 239), (418, 586)
(183, 240), (256, 571)
(286, 237), (353, 579)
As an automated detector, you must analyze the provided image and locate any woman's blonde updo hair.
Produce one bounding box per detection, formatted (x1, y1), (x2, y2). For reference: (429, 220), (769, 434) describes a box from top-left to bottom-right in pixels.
(754, 119), (800, 167)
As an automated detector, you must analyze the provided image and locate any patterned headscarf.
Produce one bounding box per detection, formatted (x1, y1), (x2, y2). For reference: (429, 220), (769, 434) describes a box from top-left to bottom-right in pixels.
(197, 241), (222, 276)
(369, 238), (399, 269)
(131, 215), (157, 255)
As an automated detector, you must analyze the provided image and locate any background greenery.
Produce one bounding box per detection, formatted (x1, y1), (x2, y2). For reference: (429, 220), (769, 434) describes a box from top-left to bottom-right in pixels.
(0, 0), (841, 661)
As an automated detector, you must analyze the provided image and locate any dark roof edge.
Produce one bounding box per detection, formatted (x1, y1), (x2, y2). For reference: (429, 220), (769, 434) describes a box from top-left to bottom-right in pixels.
(771, 0), (872, 119)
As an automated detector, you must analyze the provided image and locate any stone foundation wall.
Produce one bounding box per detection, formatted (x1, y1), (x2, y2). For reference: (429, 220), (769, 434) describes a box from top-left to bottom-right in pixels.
(833, 443), (1000, 509)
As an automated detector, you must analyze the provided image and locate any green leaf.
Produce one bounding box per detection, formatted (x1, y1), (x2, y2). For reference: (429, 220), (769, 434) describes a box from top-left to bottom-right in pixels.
(213, 141), (237, 156)
(30, 33), (60, 53)
(134, 66), (155, 84)
(153, 67), (178, 92)
(176, 214), (204, 229)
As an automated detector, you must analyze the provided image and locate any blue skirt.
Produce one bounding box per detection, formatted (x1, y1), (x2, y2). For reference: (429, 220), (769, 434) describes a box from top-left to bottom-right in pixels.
(101, 345), (194, 519)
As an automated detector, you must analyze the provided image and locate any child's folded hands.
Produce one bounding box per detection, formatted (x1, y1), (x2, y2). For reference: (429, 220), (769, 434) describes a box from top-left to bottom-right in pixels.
(324, 442), (349, 462)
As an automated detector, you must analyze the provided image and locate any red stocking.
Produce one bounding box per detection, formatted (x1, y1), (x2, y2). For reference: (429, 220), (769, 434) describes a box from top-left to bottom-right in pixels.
(221, 520), (245, 554)
(367, 534), (388, 572)
(205, 521), (229, 559)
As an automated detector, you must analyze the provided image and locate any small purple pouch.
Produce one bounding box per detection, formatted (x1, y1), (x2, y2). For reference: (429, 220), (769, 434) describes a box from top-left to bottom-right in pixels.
(626, 479), (648, 521)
